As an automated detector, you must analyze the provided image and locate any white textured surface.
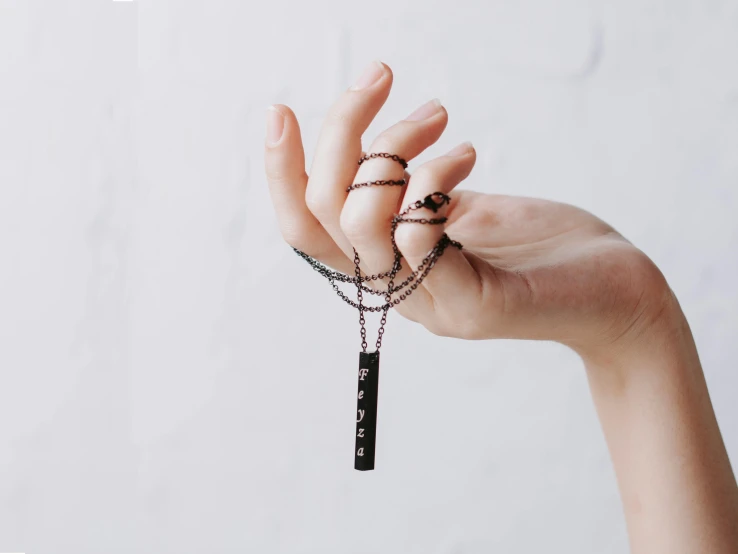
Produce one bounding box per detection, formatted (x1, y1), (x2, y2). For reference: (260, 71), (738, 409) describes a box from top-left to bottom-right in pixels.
(1, 0), (737, 552)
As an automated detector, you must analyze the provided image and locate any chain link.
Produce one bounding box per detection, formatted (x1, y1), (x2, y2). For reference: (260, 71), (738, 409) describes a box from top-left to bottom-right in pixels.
(358, 152), (408, 169)
(293, 152), (462, 352)
(347, 179), (406, 192)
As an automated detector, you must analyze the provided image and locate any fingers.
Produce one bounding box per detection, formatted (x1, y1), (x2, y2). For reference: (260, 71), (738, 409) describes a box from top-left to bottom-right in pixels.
(393, 142), (482, 303)
(265, 67), (479, 332)
(264, 104), (353, 273)
(341, 98), (448, 275)
(305, 61), (393, 259)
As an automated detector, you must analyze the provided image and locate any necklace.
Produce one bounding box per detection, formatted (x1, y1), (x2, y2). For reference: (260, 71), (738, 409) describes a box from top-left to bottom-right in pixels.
(293, 152), (462, 471)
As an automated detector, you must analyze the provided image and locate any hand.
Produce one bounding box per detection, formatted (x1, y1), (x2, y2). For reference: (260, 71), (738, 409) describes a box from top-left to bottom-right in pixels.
(263, 60), (672, 360)
(264, 61), (738, 553)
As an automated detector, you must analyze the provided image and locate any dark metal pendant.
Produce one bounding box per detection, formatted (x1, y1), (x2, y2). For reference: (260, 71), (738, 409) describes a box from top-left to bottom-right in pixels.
(355, 350), (380, 471)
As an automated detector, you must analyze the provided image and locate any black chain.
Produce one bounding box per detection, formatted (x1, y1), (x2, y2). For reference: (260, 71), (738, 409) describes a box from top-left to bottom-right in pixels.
(293, 152), (462, 352)
(347, 179), (406, 192)
(358, 152), (408, 169)
(353, 248), (368, 352)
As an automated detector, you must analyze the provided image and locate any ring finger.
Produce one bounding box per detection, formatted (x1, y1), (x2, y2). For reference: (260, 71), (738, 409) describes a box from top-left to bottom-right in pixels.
(339, 99), (449, 316)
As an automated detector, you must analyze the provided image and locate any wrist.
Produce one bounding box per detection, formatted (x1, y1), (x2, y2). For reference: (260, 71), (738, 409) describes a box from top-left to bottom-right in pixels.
(575, 281), (695, 376)
(571, 278), (738, 553)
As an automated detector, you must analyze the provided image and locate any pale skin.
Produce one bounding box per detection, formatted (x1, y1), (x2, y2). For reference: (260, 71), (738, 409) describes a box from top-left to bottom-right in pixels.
(264, 60), (738, 552)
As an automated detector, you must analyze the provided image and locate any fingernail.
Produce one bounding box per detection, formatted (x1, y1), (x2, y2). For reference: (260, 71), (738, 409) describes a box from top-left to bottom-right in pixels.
(446, 141), (474, 156)
(266, 106), (285, 145)
(350, 60), (385, 90)
(405, 98), (443, 121)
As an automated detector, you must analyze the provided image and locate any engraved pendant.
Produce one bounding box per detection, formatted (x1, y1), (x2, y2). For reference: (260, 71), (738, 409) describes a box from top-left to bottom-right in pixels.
(355, 351), (380, 471)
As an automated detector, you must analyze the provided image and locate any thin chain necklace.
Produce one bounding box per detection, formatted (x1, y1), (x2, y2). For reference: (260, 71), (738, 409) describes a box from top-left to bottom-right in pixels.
(293, 152), (462, 471)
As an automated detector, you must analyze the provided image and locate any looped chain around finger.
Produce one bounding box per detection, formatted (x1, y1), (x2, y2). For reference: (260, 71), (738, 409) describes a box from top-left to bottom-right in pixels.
(358, 152), (408, 169)
(294, 152), (462, 352)
(347, 179), (406, 193)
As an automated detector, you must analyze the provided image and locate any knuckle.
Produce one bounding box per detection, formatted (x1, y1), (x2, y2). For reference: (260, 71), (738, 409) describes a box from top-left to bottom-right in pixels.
(279, 222), (312, 252)
(409, 164), (437, 185)
(392, 222), (413, 248)
(368, 133), (399, 155)
(393, 221), (434, 258)
(340, 207), (384, 243)
(265, 165), (289, 184)
(305, 189), (334, 221)
(281, 222), (334, 260)
(324, 105), (355, 132)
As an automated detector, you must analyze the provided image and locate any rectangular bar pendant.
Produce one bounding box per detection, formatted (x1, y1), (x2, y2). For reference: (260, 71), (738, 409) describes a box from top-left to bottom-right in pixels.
(355, 350), (380, 471)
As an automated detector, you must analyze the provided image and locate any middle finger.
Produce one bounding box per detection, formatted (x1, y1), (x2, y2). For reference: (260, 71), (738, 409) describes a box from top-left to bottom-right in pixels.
(305, 61), (393, 259)
(340, 98), (448, 276)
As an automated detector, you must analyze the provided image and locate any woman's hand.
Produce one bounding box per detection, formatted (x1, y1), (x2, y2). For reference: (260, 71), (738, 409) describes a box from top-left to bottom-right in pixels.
(265, 61), (738, 553)
(263, 60), (671, 362)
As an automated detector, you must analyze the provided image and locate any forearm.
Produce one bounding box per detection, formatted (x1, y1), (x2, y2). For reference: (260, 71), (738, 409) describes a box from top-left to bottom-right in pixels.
(582, 295), (738, 553)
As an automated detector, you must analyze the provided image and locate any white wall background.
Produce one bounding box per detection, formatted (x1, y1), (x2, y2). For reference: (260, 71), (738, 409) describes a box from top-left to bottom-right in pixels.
(0, 0), (737, 552)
